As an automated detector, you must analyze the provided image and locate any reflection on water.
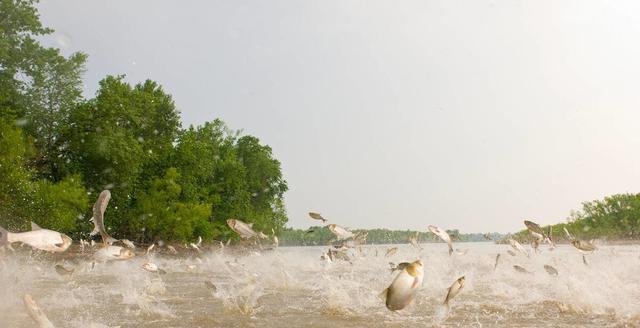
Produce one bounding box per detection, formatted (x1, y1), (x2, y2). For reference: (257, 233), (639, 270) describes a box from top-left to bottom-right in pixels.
(1, 243), (639, 327)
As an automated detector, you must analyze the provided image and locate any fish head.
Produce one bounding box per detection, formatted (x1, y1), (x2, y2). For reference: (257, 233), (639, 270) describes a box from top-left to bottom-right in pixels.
(458, 276), (466, 286)
(118, 248), (135, 259)
(571, 240), (580, 247)
(226, 219), (237, 229)
(406, 259), (424, 277)
(58, 234), (73, 251)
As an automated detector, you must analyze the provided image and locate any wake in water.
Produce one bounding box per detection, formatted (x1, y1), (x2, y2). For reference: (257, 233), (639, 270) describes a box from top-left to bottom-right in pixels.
(1, 241), (640, 327)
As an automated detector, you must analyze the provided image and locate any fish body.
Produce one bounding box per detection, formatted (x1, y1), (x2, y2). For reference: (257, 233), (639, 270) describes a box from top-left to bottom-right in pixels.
(544, 264), (558, 276)
(95, 246), (135, 261)
(23, 294), (55, 328)
(494, 254), (501, 270)
(327, 249), (351, 262)
(444, 276), (465, 306)
(308, 212), (328, 223)
(54, 264), (74, 276)
(524, 220), (548, 243)
(89, 190), (118, 245)
(327, 224), (354, 241)
(382, 260), (424, 311)
(428, 225), (453, 255)
(582, 254), (589, 266)
(121, 239), (135, 249)
(0, 223), (72, 253)
(142, 262), (160, 273)
(513, 265), (529, 274)
(507, 250), (516, 256)
(508, 239), (529, 257)
(572, 240), (596, 253)
(227, 219), (266, 239)
(385, 247), (398, 258)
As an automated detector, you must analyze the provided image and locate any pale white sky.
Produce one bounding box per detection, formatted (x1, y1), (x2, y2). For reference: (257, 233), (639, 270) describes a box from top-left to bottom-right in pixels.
(38, 0), (640, 233)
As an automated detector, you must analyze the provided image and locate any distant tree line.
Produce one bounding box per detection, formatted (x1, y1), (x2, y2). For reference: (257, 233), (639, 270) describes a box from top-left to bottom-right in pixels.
(0, 0), (287, 242)
(513, 193), (640, 242)
(278, 226), (505, 246)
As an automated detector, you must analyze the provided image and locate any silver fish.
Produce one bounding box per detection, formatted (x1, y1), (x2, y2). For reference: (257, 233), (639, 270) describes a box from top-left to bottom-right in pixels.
(23, 294), (55, 328)
(308, 212), (328, 223)
(385, 247), (398, 258)
(428, 225), (453, 255)
(524, 220), (548, 243)
(227, 219), (267, 239)
(204, 280), (217, 292)
(494, 254), (501, 270)
(513, 265), (530, 274)
(327, 224), (354, 241)
(582, 254), (589, 266)
(381, 260), (424, 311)
(121, 239), (135, 249)
(89, 190), (118, 245)
(95, 245), (135, 261)
(409, 232), (422, 250)
(444, 276), (465, 306)
(54, 264), (74, 276)
(544, 264), (558, 276)
(0, 222), (72, 253)
(508, 239), (529, 257)
(507, 250), (516, 256)
(145, 243), (155, 255)
(166, 245), (178, 254)
(572, 240), (597, 253)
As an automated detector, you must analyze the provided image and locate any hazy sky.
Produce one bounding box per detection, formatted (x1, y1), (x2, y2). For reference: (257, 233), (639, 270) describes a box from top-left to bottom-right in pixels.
(37, 1), (640, 233)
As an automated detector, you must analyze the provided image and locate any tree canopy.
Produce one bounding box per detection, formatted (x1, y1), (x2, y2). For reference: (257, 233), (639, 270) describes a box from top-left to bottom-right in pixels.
(0, 0), (288, 243)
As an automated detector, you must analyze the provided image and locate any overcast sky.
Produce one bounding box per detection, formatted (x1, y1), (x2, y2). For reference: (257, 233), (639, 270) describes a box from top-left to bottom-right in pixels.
(37, 0), (640, 233)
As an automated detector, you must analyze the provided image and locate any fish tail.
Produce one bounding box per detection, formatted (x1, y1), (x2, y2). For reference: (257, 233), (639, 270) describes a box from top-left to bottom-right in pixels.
(0, 225), (8, 246)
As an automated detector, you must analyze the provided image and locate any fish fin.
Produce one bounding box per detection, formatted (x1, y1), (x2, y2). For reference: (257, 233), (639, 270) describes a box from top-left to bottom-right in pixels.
(0, 225), (9, 247)
(378, 288), (389, 301)
(411, 276), (419, 289)
(30, 222), (42, 231)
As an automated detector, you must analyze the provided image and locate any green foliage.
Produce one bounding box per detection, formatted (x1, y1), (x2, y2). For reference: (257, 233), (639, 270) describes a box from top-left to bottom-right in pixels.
(514, 193), (640, 242)
(129, 168), (213, 242)
(0, 120), (88, 233)
(0, 0), (289, 242)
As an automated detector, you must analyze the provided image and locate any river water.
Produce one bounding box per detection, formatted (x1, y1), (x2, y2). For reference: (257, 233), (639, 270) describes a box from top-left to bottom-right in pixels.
(1, 242), (639, 327)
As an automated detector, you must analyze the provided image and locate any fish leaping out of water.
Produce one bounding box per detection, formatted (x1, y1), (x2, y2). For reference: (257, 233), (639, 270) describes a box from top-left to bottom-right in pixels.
(428, 225), (453, 255)
(0, 222), (72, 253)
(380, 259), (424, 311)
(90, 190), (118, 245)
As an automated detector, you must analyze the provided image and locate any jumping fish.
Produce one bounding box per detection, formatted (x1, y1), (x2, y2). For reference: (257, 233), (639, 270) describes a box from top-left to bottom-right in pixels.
(513, 265), (530, 274)
(443, 276), (465, 307)
(227, 219), (267, 239)
(380, 260), (424, 311)
(494, 254), (501, 270)
(385, 247), (398, 258)
(428, 225), (453, 255)
(89, 190), (118, 245)
(524, 220), (549, 244)
(409, 232), (422, 250)
(327, 224), (354, 241)
(121, 239), (135, 249)
(0, 222), (72, 253)
(23, 294), (55, 328)
(308, 212), (328, 223)
(582, 254), (589, 266)
(572, 240), (597, 253)
(544, 264), (558, 276)
(508, 239), (529, 257)
(95, 245), (135, 261)
(145, 243), (155, 255)
(507, 250), (516, 256)
(54, 264), (74, 276)
(142, 262), (166, 274)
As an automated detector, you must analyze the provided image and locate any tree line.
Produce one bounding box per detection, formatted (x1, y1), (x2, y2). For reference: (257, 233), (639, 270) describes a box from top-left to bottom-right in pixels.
(0, 0), (287, 243)
(512, 193), (640, 243)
